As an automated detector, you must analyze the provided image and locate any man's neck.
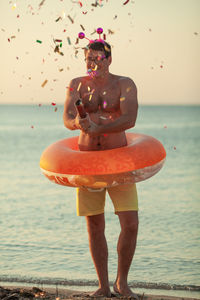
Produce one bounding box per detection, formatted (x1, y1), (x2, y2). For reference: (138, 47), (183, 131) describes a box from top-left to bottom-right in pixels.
(92, 72), (111, 86)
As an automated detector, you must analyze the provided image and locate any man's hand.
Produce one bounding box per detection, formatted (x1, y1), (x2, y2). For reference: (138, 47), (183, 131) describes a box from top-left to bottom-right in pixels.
(84, 121), (100, 136)
(76, 114), (100, 136)
(75, 114), (90, 131)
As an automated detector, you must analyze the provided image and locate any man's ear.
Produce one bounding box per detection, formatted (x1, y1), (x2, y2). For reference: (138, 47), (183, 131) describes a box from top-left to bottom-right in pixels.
(108, 56), (112, 65)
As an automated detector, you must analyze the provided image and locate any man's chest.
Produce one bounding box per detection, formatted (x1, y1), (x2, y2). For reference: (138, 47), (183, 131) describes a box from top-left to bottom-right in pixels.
(80, 83), (121, 112)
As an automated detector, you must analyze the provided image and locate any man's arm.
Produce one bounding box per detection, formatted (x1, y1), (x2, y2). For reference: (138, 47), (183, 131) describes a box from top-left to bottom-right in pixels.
(87, 77), (138, 135)
(63, 78), (81, 130)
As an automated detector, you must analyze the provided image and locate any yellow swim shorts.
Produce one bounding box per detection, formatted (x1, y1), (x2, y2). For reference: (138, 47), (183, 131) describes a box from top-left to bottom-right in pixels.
(76, 184), (138, 216)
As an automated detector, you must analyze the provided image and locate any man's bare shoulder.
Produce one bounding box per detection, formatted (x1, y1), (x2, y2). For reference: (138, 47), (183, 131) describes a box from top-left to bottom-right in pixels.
(68, 76), (88, 88)
(112, 74), (136, 87)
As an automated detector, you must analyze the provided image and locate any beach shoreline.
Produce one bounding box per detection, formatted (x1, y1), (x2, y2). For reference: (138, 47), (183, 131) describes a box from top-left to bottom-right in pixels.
(1, 285), (199, 300)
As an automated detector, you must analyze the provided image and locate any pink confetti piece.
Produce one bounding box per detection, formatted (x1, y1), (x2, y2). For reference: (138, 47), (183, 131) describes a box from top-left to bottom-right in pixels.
(66, 86), (74, 91)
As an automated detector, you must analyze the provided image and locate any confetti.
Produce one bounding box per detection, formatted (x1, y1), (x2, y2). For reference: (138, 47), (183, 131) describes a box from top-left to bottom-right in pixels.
(55, 39), (62, 42)
(92, 1), (98, 7)
(103, 34), (106, 40)
(77, 82), (82, 91)
(31, 125), (34, 129)
(59, 68), (64, 72)
(62, 11), (66, 19)
(123, 0), (130, 5)
(54, 107), (58, 112)
(75, 49), (79, 57)
(67, 15), (74, 24)
(82, 11), (88, 14)
(79, 1), (83, 7)
(108, 29), (114, 34)
(103, 91), (106, 95)
(126, 87), (131, 92)
(67, 37), (71, 45)
(104, 45), (111, 52)
(103, 101), (107, 108)
(173, 146), (176, 150)
(164, 125), (167, 128)
(54, 45), (64, 56)
(80, 24), (85, 31)
(11, 3), (17, 10)
(55, 16), (62, 22)
(67, 86), (74, 91)
(120, 97), (126, 101)
(51, 102), (56, 106)
(39, 0), (46, 8)
(41, 79), (48, 87)
(36, 40), (42, 43)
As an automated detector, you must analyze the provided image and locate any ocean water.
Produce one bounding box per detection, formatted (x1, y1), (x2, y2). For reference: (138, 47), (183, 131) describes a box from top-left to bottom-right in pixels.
(0, 105), (200, 293)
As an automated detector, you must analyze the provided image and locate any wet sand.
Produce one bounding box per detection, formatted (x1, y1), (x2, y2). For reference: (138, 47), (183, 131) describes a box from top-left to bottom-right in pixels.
(0, 286), (199, 300)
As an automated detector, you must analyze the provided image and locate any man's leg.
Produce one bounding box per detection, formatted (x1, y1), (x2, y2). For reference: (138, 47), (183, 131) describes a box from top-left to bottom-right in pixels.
(86, 213), (111, 297)
(114, 211), (139, 298)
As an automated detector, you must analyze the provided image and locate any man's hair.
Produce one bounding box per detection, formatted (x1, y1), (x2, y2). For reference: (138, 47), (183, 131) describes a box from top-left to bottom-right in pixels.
(85, 40), (111, 58)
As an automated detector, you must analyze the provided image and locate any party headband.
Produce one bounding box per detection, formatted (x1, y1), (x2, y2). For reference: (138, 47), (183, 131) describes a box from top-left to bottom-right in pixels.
(78, 27), (105, 44)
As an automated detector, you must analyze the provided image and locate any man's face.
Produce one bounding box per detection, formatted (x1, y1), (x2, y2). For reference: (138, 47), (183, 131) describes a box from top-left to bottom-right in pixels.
(85, 49), (111, 78)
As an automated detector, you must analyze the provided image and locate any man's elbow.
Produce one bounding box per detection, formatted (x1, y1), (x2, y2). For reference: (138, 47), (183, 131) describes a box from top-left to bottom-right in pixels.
(125, 114), (137, 129)
(63, 116), (75, 131)
(64, 122), (76, 131)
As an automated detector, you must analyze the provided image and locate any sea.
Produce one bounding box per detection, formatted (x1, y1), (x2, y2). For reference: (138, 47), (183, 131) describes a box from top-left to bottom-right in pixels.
(0, 104), (200, 298)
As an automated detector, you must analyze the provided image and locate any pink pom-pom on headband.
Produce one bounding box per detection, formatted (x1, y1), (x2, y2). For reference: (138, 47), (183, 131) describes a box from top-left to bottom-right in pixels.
(78, 27), (104, 43)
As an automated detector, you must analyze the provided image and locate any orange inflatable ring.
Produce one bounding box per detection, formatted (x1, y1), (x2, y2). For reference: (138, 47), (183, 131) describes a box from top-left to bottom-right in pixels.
(40, 133), (166, 189)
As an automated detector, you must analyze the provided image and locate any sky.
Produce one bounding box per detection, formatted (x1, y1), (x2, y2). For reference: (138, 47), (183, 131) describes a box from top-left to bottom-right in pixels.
(0, 0), (200, 105)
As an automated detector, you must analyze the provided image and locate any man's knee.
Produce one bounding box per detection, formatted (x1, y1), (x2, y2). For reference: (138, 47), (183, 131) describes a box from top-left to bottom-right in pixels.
(124, 220), (138, 234)
(86, 213), (105, 236)
(118, 211), (139, 233)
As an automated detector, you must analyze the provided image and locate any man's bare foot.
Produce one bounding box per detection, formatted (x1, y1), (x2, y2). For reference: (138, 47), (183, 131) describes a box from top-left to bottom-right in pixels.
(113, 282), (139, 299)
(90, 287), (111, 298)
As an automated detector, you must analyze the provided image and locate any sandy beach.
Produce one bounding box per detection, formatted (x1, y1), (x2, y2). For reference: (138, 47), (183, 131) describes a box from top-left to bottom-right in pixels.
(1, 286), (199, 300)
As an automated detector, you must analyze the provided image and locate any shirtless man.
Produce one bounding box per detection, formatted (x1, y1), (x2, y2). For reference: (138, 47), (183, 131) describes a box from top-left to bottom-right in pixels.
(63, 40), (139, 298)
